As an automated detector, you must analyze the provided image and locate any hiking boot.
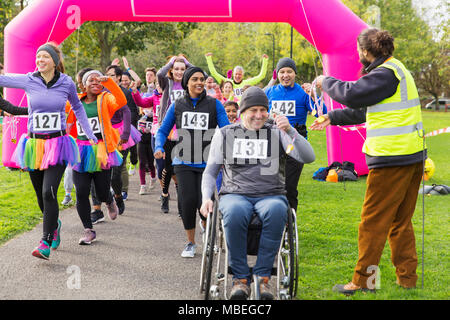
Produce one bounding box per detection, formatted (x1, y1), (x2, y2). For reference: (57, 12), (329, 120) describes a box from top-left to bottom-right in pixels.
(32, 240), (51, 260)
(79, 229), (96, 245)
(161, 194), (169, 213)
(181, 242), (197, 258)
(115, 195), (125, 215)
(106, 199), (118, 220)
(259, 276), (274, 300)
(230, 279), (250, 300)
(61, 194), (72, 206)
(91, 210), (105, 224)
(51, 219), (62, 250)
(332, 282), (376, 296)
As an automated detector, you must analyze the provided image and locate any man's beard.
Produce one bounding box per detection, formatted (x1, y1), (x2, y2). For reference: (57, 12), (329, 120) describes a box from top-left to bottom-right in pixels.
(359, 57), (371, 75)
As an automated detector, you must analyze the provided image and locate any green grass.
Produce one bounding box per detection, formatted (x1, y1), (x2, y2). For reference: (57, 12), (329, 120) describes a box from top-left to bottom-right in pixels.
(296, 110), (450, 300)
(0, 111), (448, 300)
(0, 136), (70, 244)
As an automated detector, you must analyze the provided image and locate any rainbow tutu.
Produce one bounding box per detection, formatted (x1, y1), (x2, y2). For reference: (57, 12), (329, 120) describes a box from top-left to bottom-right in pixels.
(113, 122), (142, 150)
(13, 134), (79, 171)
(72, 140), (123, 173)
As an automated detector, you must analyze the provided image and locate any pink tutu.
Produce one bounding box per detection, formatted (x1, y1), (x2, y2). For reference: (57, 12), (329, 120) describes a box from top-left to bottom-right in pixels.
(112, 122), (142, 150)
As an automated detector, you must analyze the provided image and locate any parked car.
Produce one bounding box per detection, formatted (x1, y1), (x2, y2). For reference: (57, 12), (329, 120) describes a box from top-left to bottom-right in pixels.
(425, 98), (449, 111)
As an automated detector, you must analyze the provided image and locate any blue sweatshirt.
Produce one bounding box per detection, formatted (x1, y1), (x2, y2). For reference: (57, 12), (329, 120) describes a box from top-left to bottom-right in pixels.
(155, 97), (230, 168)
(265, 83), (327, 139)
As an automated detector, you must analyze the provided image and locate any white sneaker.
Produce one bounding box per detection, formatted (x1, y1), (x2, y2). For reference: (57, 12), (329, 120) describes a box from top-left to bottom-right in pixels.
(181, 242), (197, 258)
(61, 194), (72, 205)
(139, 185), (149, 195)
(149, 178), (157, 190)
(128, 164), (136, 176)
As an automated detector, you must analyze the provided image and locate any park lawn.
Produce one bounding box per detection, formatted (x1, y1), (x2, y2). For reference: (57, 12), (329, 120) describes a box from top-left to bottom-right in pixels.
(296, 110), (449, 300)
(0, 136), (70, 244)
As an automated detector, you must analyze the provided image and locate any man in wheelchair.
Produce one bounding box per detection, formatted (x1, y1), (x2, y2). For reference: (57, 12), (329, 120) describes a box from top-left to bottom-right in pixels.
(200, 86), (315, 299)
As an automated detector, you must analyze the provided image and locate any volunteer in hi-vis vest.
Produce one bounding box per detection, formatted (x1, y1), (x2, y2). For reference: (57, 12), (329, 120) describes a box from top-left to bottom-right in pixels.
(310, 28), (426, 295)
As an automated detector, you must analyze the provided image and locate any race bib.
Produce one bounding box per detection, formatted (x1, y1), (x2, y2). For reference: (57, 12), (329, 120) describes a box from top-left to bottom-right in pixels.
(154, 104), (161, 118)
(32, 112), (61, 132)
(170, 90), (184, 103)
(234, 87), (244, 97)
(271, 100), (296, 116)
(232, 138), (268, 159)
(181, 112), (209, 130)
(77, 117), (101, 137)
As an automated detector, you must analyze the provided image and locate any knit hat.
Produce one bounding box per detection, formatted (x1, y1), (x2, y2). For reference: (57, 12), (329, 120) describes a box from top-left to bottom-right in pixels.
(276, 57), (297, 74)
(239, 86), (269, 113)
(181, 66), (207, 90)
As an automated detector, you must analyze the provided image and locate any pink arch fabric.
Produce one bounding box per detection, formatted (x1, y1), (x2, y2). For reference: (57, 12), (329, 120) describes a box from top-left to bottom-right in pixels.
(2, 0), (369, 174)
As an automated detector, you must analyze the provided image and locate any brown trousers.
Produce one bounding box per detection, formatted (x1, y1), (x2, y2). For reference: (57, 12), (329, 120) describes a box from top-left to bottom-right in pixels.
(352, 162), (423, 289)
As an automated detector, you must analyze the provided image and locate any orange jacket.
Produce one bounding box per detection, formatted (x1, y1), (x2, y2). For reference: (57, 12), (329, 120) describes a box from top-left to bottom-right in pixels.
(66, 78), (127, 153)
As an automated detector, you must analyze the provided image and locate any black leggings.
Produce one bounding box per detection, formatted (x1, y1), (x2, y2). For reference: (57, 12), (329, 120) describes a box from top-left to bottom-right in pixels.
(111, 148), (129, 196)
(29, 164), (66, 244)
(173, 165), (206, 230)
(285, 155), (304, 212)
(161, 140), (176, 194)
(73, 169), (113, 229)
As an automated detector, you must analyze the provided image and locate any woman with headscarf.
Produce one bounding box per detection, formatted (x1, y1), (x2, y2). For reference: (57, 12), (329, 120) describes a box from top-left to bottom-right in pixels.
(154, 66), (229, 258)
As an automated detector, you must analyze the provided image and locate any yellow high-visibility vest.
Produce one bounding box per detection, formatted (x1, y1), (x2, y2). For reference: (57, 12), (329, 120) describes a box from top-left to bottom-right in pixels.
(363, 57), (425, 156)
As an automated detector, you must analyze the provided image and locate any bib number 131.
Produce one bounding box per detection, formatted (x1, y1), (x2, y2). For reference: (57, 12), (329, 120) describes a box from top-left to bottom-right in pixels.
(233, 139), (268, 159)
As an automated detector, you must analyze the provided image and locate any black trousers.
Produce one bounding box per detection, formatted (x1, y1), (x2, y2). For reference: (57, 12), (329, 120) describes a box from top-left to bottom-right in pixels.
(111, 148), (129, 196)
(173, 165), (205, 230)
(285, 155), (304, 212)
(73, 169), (113, 229)
(161, 140), (176, 194)
(29, 164), (66, 244)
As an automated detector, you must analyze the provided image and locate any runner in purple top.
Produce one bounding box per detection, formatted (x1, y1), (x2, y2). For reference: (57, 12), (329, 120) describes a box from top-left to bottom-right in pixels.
(0, 42), (97, 260)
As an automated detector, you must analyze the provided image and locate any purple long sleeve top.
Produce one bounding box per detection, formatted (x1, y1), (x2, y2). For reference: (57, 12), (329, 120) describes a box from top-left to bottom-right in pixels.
(0, 72), (97, 141)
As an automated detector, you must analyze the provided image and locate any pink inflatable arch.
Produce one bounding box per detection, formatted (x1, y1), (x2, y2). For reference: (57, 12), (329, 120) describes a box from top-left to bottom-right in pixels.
(2, 0), (369, 174)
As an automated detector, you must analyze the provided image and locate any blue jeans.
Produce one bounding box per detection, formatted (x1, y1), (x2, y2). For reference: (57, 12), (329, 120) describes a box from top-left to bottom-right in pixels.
(219, 194), (288, 281)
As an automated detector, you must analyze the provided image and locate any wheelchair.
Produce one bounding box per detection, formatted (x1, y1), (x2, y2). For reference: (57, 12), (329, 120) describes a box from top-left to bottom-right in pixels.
(199, 195), (299, 300)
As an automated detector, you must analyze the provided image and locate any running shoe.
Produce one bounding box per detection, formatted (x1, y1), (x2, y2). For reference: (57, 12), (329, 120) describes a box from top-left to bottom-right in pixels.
(181, 242), (197, 258)
(106, 199), (118, 220)
(51, 219), (62, 250)
(91, 210), (105, 224)
(122, 191), (128, 201)
(61, 194), (72, 206)
(139, 185), (149, 195)
(149, 178), (157, 190)
(161, 194), (169, 213)
(32, 240), (51, 260)
(116, 195), (125, 215)
(128, 164), (136, 176)
(79, 229), (96, 245)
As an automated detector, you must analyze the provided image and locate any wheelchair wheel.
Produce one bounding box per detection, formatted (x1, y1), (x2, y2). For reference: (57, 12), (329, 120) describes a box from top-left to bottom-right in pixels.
(276, 208), (298, 299)
(200, 201), (220, 300)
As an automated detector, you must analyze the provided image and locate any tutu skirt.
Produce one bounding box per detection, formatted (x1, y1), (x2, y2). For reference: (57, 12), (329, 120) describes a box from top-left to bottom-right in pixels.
(113, 122), (142, 150)
(13, 133), (79, 171)
(72, 140), (123, 173)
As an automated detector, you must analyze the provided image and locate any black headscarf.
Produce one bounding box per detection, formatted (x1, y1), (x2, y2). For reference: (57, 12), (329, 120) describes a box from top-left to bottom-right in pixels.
(181, 66), (207, 91)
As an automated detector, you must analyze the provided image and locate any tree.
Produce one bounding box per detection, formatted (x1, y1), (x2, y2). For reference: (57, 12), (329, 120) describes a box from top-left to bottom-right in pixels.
(61, 21), (198, 77)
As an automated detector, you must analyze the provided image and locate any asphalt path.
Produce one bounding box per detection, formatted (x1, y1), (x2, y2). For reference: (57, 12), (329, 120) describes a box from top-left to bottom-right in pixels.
(0, 173), (204, 300)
